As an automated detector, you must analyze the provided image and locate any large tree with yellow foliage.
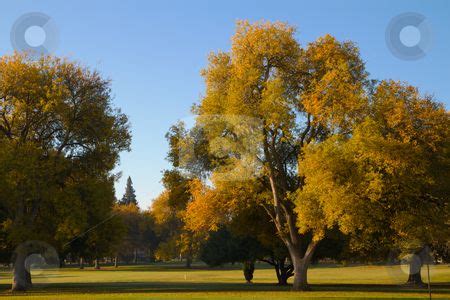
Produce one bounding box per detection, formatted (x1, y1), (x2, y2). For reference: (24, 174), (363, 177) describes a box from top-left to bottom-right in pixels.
(190, 21), (368, 290)
(296, 80), (449, 285)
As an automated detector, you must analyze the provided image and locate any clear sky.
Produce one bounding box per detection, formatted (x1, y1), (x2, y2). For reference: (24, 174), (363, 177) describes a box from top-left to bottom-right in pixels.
(1, 0), (449, 209)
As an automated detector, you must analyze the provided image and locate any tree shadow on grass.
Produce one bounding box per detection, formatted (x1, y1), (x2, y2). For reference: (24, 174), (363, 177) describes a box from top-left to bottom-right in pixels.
(1, 281), (449, 296)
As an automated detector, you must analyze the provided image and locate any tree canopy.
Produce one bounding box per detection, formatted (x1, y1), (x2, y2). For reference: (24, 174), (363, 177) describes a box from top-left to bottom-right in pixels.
(0, 53), (131, 291)
(168, 20), (449, 290)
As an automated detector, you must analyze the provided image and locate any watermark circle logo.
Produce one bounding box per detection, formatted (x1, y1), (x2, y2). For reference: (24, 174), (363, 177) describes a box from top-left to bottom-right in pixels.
(385, 12), (432, 61)
(10, 12), (59, 59)
(385, 246), (435, 285)
(174, 114), (264, 182)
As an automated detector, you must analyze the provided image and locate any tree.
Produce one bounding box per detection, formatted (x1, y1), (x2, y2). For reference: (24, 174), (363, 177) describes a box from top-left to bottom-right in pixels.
(149, 122), (210, 268)
(370, 81), (449, 285)
(119, 177), (138, 206)
(0, 53), (131, 291)
(295, 81), (449, 286)
(190, 21), (368, 290)
(60, 175), (127, 270)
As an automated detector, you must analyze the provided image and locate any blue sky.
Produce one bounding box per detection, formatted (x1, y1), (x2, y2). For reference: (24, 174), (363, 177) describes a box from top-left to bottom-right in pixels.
(1, 0), (449, 209)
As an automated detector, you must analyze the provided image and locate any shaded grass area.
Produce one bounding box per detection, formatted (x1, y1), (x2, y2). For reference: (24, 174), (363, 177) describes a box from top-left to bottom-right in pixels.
(0, 263), (449, 299)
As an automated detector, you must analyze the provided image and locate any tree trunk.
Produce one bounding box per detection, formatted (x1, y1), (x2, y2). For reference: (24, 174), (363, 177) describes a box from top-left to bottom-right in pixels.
(133, 249), (138, 264)
(94, 258), (100, 270)
(263, 159), (319, 290)
(289, 242), (317, 291)
(406, 255), (424, 286)
(291, 253), (309, 291)
(79, 257), (84, 269)
(186, 238), (193, 269)
(407, 271), (423, 286)
(185, 256), (192, 268)
(276, 269), (289, 285)
(274, 259), (292, 286)
(114, 256), (118, 268)
(25, 267), (32, 286)
(12, 251), (32, 292)
(243, 260), (255, 283)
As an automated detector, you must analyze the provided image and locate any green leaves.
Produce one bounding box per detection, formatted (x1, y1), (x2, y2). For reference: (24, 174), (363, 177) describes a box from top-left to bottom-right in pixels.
(0, 53), (131, 266)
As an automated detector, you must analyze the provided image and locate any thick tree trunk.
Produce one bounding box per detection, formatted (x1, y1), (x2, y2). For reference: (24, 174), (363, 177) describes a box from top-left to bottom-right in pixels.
(406, 256), (424, 286)
(79, 257), (84, 269)
(289, 242), (317, 291)
(114, 256), (118, 268)
(291, 253), (309, 291)
(12, 252), (32, 292)
(407, 271), (423, 286)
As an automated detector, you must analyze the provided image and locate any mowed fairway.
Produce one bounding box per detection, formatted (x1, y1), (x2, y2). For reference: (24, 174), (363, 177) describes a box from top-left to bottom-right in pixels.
(0, 264), (449, 299)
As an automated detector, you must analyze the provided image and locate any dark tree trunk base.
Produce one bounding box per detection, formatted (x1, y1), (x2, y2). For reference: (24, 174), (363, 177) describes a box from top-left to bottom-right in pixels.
(185, 259), (192, 269)
(292, 284), (311, 291)
(405, 256), (426, 288)
(276, 271), (290, 286)
(406, 273), (426, 287)
(243, 261), (255, 283)
(277, 280), (288, 286)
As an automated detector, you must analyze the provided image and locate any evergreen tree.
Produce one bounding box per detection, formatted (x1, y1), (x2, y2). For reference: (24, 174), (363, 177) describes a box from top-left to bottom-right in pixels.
(119, 177), (137, 205)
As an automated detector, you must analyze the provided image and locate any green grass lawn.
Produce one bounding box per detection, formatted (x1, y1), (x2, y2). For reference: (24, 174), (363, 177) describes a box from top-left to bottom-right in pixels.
(0, 263), (449, 299)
